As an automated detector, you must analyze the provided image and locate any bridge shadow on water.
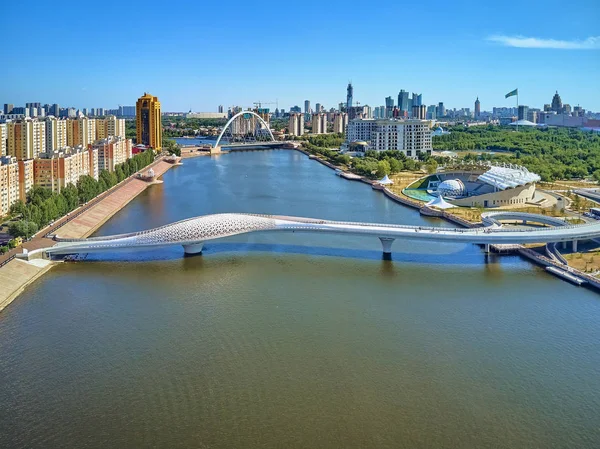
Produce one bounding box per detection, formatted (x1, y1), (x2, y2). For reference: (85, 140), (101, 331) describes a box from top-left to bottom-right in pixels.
(82, 241), (509, 268)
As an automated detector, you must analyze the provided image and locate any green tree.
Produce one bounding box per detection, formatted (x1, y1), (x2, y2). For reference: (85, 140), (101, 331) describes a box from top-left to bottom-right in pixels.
(8, 220), (38, 238)
(376, 160), (391, 178)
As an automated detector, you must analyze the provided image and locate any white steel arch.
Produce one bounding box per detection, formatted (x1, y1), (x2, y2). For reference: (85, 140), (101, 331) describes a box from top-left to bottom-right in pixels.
(214, 111), (275, 148)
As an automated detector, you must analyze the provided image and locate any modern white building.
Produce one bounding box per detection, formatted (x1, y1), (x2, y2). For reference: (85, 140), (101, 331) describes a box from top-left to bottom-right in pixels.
(346, 119), (433, 159)
(0, 123), (6, 156)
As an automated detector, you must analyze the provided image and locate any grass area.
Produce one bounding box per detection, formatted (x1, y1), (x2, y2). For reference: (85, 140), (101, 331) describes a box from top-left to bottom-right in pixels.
(540, 180), (598, 190)
(564, 250), (600, 274)
(388, 172), (427, 201)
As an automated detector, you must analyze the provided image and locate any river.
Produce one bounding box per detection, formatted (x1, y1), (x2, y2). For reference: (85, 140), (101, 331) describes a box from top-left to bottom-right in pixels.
(1, 150), (599, 449)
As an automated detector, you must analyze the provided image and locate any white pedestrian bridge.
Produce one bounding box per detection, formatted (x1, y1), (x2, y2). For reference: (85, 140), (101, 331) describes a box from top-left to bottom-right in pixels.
(44, 211), (597, 257)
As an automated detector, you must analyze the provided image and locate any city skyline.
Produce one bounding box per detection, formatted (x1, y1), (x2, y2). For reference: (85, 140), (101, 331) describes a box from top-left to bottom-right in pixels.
(2, 1), (599, 111)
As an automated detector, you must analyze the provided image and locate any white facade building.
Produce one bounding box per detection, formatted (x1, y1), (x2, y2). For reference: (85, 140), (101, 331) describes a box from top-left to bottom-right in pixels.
(288, 113), (304, 136)
(311, 113), (327, 134)
(346, 119), (432, 159)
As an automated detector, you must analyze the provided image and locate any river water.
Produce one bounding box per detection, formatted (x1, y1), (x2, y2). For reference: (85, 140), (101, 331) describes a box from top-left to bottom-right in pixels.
(1, 150), (599, 449)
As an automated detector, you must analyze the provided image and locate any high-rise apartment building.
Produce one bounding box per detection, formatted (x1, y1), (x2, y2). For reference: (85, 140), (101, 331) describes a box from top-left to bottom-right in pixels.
(288, 113), (304, 136)
(412, 105), (427, 120)
(136, 93), (162, 149)
(44, 116), (68, 152)
(96, 116), (125, 140)
(18, 159), (34, 201)
(66, 117), (96, 148)
(475, 97), (481, 118)
(0, 123), (7, 156)
(346, 119), (432, 159)
(0, 156), (19, 216)
(311, 113), (327, 134)
(92, 137), (132, 172)
(7, 118), (46, 160)
(4, 104), (14, 114)
(333, 113), (349, 134)
(34, 147), (99, 193)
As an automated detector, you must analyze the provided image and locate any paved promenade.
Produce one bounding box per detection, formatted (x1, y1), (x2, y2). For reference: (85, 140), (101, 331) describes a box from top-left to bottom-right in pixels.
(0, 158), (176, 312)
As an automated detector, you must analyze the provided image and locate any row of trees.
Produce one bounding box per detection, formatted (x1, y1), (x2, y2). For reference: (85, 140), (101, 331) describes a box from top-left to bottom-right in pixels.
(8, 149), (155, 239)
(433, 126), (600, 181)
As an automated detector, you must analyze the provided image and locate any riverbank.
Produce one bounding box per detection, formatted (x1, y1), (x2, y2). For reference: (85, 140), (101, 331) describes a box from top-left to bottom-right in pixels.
(0, 157), (179, 312)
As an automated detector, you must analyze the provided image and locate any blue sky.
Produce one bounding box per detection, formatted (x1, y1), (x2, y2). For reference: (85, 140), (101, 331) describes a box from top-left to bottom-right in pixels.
(2, 0), (599, 112)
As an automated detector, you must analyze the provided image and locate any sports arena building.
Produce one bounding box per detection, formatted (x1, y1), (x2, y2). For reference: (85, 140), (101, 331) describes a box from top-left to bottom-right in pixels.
(403, 163), (541, 208)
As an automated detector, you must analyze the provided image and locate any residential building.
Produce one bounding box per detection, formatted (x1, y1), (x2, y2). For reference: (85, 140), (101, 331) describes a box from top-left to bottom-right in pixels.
(136, 93), (162, 149)
(288, 113), (304, 136)
(96, 116), (125, 140)
(66, 117), (96, 148)
(346, 119), (432, 159)
(0, 123), (6, 156)
(475, 97), (481, 118)
(7, 118), (46, 160)
(92, 137), (132, 172)
(34, 147), (99, 193)
(45, 116), (68, 152)
(311, 113), (327, 134)
(333, 113), (349, 134)
(4, 104), (14, 114)
(18, 159), (34, 200)
(412, 105), (427, 120)
(0, 156), (19, 216)
(118, 105), (135, 117)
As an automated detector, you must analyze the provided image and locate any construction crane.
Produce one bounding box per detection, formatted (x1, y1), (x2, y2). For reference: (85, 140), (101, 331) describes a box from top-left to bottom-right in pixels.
(253, 100), (279, 110)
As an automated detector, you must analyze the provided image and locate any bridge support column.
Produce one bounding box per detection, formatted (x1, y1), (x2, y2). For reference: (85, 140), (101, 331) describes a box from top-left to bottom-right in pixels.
(183, 242), (204, 255)
(484, 244), (490, 254)
(572, 240), (578, 252)
(562, 241), (567, 250)
(379, 237), (395, 260)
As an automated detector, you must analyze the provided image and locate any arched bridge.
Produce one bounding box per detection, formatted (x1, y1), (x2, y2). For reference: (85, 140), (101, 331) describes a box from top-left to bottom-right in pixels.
(45, 212), (600, 257)
(214, 111), (275, 148)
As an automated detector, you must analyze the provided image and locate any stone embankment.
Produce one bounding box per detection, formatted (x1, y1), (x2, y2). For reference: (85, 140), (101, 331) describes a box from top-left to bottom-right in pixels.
(0, 157), (179, 312)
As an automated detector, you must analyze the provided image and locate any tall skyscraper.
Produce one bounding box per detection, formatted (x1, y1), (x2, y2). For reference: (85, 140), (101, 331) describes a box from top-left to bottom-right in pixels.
(397, 90), (409, 114)
(304, 100), (310, 114)
(551, 91), (562, 113)
(346, 83), (353, 112)
(412, 93), (422, 107)
(315, 103), (321, 113)
(4, 104), (14, 114)
(437, 102), (446, 117)
(136, 93), (162, 150)
(385, 97), (394, 118)
(474, 97), (481, 118)
(518, 105), (529, 121)
(218, 105), (224, 113)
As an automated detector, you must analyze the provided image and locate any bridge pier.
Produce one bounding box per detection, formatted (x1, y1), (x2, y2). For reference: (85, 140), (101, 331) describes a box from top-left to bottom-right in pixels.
(183, 242), (204, 255)
(484, 244), (490, 253)
(562, 241), (567, 250)
(379, 237), (395, 260)
(572, 240), (578, 252)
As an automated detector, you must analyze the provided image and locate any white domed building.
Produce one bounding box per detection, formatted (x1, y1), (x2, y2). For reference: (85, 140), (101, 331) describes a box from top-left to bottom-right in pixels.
(437, 179), (466, 197)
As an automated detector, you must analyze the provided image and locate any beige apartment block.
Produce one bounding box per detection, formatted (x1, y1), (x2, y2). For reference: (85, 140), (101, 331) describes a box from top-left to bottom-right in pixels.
(7, 118), (46, 160)
(34, 147), (99, 193)
(0, 156), (20, 216)
(45, 116), (67, 151)
(92, 137), (132, 172)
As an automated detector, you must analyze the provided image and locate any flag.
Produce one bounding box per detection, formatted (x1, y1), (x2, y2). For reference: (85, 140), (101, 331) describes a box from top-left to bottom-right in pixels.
(505, 89), (518, 98)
